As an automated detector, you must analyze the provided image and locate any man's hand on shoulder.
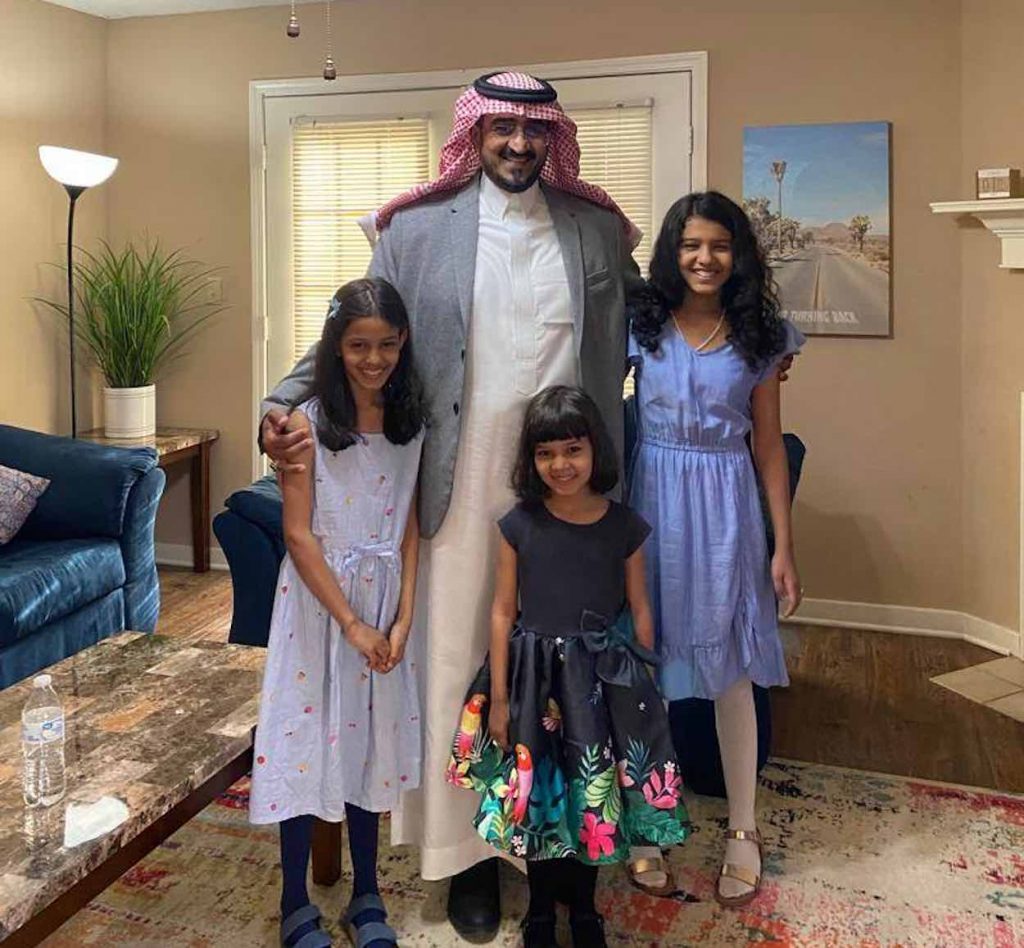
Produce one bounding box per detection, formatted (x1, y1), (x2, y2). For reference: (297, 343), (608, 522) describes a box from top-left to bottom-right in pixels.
(778, 353), (796, 383)
(262, 409), (313, 474)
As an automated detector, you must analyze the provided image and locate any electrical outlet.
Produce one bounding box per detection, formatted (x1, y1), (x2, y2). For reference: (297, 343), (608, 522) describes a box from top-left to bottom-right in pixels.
(202, 277), (223, 304)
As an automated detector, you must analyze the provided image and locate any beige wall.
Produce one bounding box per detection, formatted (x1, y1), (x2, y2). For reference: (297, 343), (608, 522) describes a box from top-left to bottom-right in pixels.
(0, 0), (108, 433)
(960, 0), (1024, 630)
(104, 0), (967, 614)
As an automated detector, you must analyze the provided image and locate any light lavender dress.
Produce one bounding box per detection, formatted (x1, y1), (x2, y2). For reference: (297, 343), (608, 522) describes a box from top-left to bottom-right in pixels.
(249, 398), (423, 824)
(627, 320), (803, 701)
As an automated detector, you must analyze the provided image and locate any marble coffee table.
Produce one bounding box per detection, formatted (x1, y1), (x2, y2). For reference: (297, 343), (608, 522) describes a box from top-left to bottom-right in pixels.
(0, 633), (266, 946)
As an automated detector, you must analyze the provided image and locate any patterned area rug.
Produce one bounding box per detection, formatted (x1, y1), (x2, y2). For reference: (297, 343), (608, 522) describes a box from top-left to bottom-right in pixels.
(40, 760), (1024, 947)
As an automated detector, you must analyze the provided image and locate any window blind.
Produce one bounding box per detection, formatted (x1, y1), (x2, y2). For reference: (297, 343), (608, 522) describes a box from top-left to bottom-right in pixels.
(291, 118), (430, 360)
(569, 103), (653, 397)
(570, 103), (654, 267)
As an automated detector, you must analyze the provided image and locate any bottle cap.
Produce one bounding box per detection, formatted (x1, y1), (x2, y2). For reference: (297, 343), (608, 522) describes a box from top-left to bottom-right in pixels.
(32, 674), (52, 688)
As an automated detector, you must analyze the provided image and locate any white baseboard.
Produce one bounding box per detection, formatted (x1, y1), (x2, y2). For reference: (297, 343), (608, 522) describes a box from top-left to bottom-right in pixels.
(155, 542), (229, 572)
(149, 557), (1020, 654)
(785, 597), (1019, 656)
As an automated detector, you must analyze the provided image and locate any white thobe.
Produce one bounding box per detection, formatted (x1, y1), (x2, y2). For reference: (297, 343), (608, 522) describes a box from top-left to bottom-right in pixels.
(391, 175), (578, 879)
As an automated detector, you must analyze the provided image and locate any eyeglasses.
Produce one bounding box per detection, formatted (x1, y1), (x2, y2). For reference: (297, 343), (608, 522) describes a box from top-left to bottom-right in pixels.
(486, 118), (551, 143)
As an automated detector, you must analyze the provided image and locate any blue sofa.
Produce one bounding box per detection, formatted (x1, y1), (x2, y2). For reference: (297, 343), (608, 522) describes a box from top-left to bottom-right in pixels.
(0, 425), (165, 690)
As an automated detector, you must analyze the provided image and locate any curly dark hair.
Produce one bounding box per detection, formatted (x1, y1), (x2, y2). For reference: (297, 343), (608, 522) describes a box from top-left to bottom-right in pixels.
(629, 191), (786, 371)
(312, 277), (426, 451)
(511, 386), (619, 502)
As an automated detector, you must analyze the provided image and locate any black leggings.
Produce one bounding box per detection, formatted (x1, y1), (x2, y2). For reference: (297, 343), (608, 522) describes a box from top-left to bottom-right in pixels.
(526, 858), (598, 917)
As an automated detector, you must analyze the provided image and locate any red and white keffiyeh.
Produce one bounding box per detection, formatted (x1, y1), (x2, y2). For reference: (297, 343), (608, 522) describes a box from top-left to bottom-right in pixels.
(374, 72), (641, 248)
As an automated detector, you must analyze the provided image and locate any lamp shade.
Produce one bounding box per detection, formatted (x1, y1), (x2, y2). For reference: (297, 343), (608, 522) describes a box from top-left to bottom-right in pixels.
(38, 146), (118, 189)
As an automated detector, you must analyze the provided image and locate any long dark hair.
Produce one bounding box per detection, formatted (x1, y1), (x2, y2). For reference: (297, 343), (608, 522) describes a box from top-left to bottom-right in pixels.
(511, 386), (619, 502)
(629, 191), (785, 370)
(312, 277), (425, 451)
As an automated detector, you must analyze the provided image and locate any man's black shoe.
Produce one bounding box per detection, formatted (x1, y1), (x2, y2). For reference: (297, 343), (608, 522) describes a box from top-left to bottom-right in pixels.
(447, 857), (501, 942)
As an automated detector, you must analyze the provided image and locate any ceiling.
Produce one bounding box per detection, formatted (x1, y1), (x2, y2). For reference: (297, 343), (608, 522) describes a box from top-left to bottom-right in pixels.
(41, 0), (319, 18)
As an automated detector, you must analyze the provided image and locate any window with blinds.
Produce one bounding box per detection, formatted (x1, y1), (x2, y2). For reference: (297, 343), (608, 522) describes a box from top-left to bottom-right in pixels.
(291, 118), (430, 360)
(570, 103), (653, 267)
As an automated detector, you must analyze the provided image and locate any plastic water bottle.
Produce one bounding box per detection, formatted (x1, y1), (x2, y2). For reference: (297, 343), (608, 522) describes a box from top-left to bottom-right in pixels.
(22, 674), (66, 807)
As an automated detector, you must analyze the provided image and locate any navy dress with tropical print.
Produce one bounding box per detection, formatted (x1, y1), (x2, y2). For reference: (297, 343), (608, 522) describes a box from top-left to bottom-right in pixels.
(446, 500), (690, 864)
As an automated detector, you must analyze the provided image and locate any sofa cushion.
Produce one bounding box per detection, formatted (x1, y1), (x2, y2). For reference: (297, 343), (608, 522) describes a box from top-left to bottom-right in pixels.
(0, 589), (124, 691)
(0, 425), (157, 541)
(224, 475), (284, 542)
(0, 465), (50, 544)
(0, 538), (125, 645)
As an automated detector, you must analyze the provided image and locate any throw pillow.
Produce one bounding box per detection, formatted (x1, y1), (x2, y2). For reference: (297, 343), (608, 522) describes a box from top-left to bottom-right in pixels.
(0, 464), (51, 544)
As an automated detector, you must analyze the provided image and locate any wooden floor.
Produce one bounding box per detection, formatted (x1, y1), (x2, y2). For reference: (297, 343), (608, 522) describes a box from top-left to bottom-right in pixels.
(156, 568), (1024, 794)
(775, 624), (1024, 793)
(157, 567), (236, 645)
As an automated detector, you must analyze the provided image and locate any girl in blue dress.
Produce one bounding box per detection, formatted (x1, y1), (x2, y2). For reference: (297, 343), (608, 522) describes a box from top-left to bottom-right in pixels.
(627, 191), (803, 907)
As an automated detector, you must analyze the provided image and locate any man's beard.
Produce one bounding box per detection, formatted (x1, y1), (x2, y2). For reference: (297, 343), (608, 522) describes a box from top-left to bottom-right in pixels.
(484, 148), (545, 193)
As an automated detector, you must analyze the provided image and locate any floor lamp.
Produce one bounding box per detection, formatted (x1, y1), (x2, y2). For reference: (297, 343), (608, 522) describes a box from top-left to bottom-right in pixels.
(38, 146), (118, 438)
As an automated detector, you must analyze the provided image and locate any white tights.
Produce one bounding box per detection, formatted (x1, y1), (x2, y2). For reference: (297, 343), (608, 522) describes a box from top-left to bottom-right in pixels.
(714, 676), (760, 897)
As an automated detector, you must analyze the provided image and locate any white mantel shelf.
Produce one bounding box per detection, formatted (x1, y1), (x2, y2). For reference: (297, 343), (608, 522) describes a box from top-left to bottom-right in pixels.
(930, 198), (1024, 269)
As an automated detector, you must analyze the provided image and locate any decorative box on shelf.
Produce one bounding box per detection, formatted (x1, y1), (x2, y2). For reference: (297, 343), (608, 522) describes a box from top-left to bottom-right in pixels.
(977, 168), (1022, 200)
(930, 198), (1024, 269)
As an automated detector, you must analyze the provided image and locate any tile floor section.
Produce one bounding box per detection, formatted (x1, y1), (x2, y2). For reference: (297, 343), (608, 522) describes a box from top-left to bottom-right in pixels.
(932, 655), (1024, 721)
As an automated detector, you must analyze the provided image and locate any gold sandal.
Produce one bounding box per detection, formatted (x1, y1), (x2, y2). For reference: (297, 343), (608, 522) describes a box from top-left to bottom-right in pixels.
(626, 851), (677, 898)
(714, 828), (763, 908)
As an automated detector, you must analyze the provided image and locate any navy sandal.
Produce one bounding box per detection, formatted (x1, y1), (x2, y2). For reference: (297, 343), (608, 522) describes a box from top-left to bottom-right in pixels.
(280, 903), (332, 948)
(341, 893), (398, 947)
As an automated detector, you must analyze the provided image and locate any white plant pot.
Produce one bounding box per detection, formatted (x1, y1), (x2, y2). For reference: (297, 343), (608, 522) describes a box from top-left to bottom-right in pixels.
(103, 384), (156, 439)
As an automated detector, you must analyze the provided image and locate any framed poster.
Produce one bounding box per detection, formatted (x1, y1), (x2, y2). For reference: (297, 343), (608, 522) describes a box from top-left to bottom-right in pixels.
(743, 121), (892, 337)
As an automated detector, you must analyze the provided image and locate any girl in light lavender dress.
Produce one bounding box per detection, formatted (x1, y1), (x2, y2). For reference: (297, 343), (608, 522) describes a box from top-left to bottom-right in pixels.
(627, 192), (804, 908)
(250, 278), (425, 948)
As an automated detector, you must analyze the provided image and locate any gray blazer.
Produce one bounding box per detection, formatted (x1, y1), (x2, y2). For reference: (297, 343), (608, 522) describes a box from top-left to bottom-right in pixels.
(263, 174), (643, 538)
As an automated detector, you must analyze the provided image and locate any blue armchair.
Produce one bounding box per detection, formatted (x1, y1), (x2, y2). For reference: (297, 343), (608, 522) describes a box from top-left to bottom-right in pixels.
(0, 425), (165, 690)
(213, 474), (284, 647)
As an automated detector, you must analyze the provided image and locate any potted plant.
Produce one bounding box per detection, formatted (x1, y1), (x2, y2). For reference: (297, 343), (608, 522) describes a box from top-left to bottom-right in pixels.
(39, 240), (223, 438)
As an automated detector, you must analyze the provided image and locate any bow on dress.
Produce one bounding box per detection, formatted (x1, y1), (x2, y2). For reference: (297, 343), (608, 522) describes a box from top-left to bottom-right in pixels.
(578, 609), (660, 687)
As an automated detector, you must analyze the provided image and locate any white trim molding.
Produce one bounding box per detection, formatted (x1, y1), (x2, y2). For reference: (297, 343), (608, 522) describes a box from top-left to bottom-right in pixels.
(156, 543), (229, 572)
(1019, 391), (1024, 659)
(42, 0), (318, 17)
(785, 597), (1019, 656)
(931, 198), (1024, 269)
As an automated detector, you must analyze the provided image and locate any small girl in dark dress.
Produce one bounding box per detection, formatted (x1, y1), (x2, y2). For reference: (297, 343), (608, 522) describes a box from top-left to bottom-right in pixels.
(446, 386), (689, 948)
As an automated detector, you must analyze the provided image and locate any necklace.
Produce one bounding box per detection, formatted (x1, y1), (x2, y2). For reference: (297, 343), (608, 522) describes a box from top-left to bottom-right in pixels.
(674, 310), (726, 353)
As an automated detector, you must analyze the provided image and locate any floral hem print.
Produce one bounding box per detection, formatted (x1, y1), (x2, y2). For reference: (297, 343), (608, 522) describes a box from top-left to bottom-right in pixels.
(447, 618), (689, 863)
